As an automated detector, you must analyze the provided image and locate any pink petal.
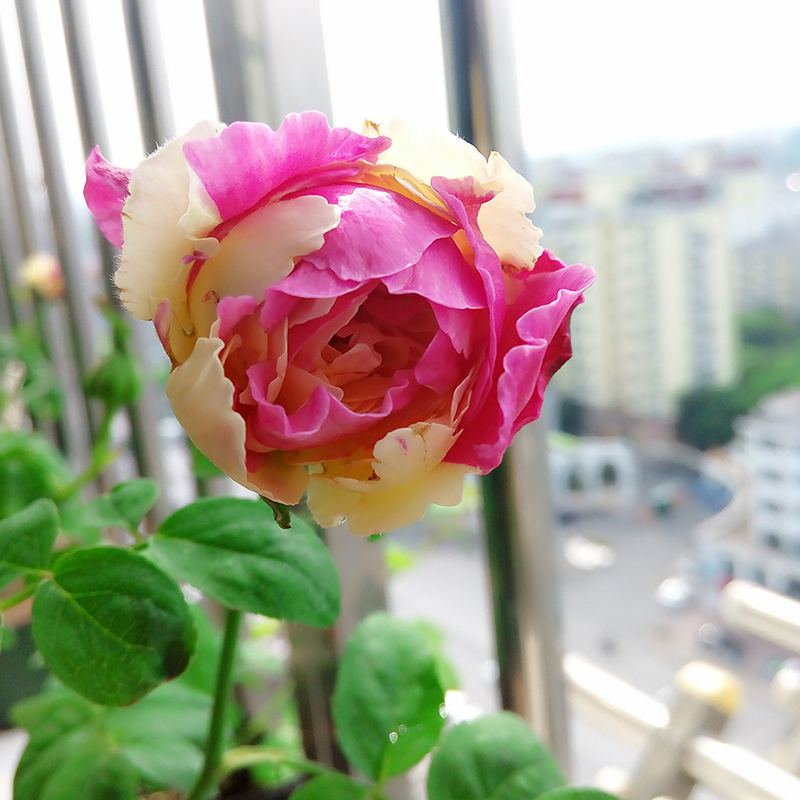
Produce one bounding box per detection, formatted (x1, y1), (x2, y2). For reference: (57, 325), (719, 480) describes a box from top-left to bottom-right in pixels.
(430, 176), (505, 426)
(448, 251), (595, 472)
(302, 184), (457, 282)
(182, 112), (391, 223)
(246, 367), (418, 451)
(277, 259), (363, 298)
(84, 146), (131, 248)
(414, 329), (467, 393)
(381, 237), (485, 309)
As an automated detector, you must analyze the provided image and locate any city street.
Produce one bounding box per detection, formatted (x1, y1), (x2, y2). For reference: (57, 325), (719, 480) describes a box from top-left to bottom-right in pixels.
(387, 463), (794, 795)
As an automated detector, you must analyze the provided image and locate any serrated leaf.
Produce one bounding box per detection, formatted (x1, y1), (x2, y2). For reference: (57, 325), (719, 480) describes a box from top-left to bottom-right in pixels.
(426, 712), (566, 800)
(289, 773), (368, 799)
(149, 497), (340, 626)
(109, 478), (159, 531)
(536, 789), (621, 800)
(333, 613), (445, 781)
(0, 498), (58, 576)
(32, 547), (195, 706)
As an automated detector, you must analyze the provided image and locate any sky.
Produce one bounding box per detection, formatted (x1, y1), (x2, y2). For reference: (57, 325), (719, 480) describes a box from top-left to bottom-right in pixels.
(513, 0), (800, 157)
(1, 0), (799, 187)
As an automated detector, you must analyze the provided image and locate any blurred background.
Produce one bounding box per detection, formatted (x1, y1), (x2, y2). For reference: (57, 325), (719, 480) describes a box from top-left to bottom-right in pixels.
(1, 1), (800, 799)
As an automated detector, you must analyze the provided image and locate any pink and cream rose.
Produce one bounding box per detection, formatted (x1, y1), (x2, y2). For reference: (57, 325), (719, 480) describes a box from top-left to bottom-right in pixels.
(84, 112), (594, 534)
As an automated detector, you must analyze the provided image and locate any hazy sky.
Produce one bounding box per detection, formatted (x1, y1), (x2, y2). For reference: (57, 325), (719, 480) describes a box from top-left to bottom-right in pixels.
(2, 0), (799, 184)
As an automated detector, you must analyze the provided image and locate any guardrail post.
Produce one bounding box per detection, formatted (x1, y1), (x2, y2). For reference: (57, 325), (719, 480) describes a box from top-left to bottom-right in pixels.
(770, 662), (800, 774)
(626, 661), (742, 800)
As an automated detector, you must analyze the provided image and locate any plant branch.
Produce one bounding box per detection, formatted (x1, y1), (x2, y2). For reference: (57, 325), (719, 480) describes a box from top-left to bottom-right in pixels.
(219, 745), (332, 780)
(185, 607), (243, 800)
(56, 408), (115, 501)
(0, 579), (41, 613)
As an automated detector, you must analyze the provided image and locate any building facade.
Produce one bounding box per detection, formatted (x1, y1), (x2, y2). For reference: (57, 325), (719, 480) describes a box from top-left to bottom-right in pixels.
(531, 135), (800, 426)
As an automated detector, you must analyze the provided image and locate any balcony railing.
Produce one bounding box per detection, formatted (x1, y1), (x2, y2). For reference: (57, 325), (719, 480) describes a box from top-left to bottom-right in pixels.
(1, 4), (800, 800)
(563, 580), (800, 800)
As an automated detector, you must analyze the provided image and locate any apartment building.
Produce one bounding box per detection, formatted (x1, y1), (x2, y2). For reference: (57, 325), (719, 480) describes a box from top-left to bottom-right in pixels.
(532, 143), (786, 425)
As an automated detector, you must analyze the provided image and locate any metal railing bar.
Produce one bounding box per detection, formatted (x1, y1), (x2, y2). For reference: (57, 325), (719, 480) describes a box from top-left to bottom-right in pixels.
(0, 10), (72, 448)
(0, 143), (25, 330)
(58, 0), (171, 513)
(686, 735), (800, 800)
(565, 650), (800, 800)
(438, 0), (570, 769)
(720, 580), (800, 655)
(14, 0), (99, 464)
(0, 11), (39, 258)
(121, 0), (175, 151)
(202, 0), (248, 123)
(563, 652), (668, 746)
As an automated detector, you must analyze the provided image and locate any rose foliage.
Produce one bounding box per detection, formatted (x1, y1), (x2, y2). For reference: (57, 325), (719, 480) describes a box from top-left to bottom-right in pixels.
(85, 113), (594, 534)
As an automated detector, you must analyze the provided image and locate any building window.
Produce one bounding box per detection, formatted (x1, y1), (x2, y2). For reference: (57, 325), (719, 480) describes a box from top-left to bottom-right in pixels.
(601, 463), (618, 486)
(765, 533), (782, 550)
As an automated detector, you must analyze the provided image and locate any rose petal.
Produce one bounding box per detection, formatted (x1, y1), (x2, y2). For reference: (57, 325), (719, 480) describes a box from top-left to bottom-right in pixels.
(166, 329), (307, 503)
(84, 147), (132, 249)
(302, 184), (456, 282)
(183, 112), (391, 223)
(381, 237), (485, 309)
(367, 118), (542, 270)
(481, 152), (543, 270)
(306, 423), (471, 534)
(447, 251), (595, 472)
(116, 120), (224, 321)
(187, 194), (341, 340)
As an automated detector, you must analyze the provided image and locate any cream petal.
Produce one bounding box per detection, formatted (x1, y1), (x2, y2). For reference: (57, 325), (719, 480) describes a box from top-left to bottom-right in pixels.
(166, 333), (249, 487)
(368, 118), (488, 187)
(116, 120), (224, 321)
(306, 422), (471, 535)
(482, 153), (543, 270)
(167, 327), (308, 504)
(187, 195), (341, 340)
(367, 118), (542, 270)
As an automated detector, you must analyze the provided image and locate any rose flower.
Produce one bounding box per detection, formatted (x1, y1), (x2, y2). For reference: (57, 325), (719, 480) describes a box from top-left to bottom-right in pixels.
(85, 113), (594, 534)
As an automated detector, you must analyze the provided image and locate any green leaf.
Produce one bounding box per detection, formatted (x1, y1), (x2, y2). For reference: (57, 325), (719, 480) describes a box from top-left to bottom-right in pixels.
(189, 439), (225, 480)
(289, 773), (368, 799)
(12, 689), (97, 800)
(536, 789), (621, 800)
(178, 602), (224, 696)
(12, 679), (222, 796)
(332, 612), (446, 781)
(62, 478), (159, 540)
(0, 430), (70, 521)
(415, 620), (460, 692)
(426, 712), (566, 800)
(104, 682), (212, 790)
(39, 734), (139, 800)
(32, 547), (196, 705)
(0, 498), (58, 576)
(149, 497), (340, 626)
(85, 308), (143, 414)
(109, 478), (159, 531)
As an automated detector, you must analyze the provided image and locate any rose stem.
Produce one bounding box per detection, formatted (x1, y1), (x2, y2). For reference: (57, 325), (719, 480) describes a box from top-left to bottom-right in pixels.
(185, 606), (243, 800)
